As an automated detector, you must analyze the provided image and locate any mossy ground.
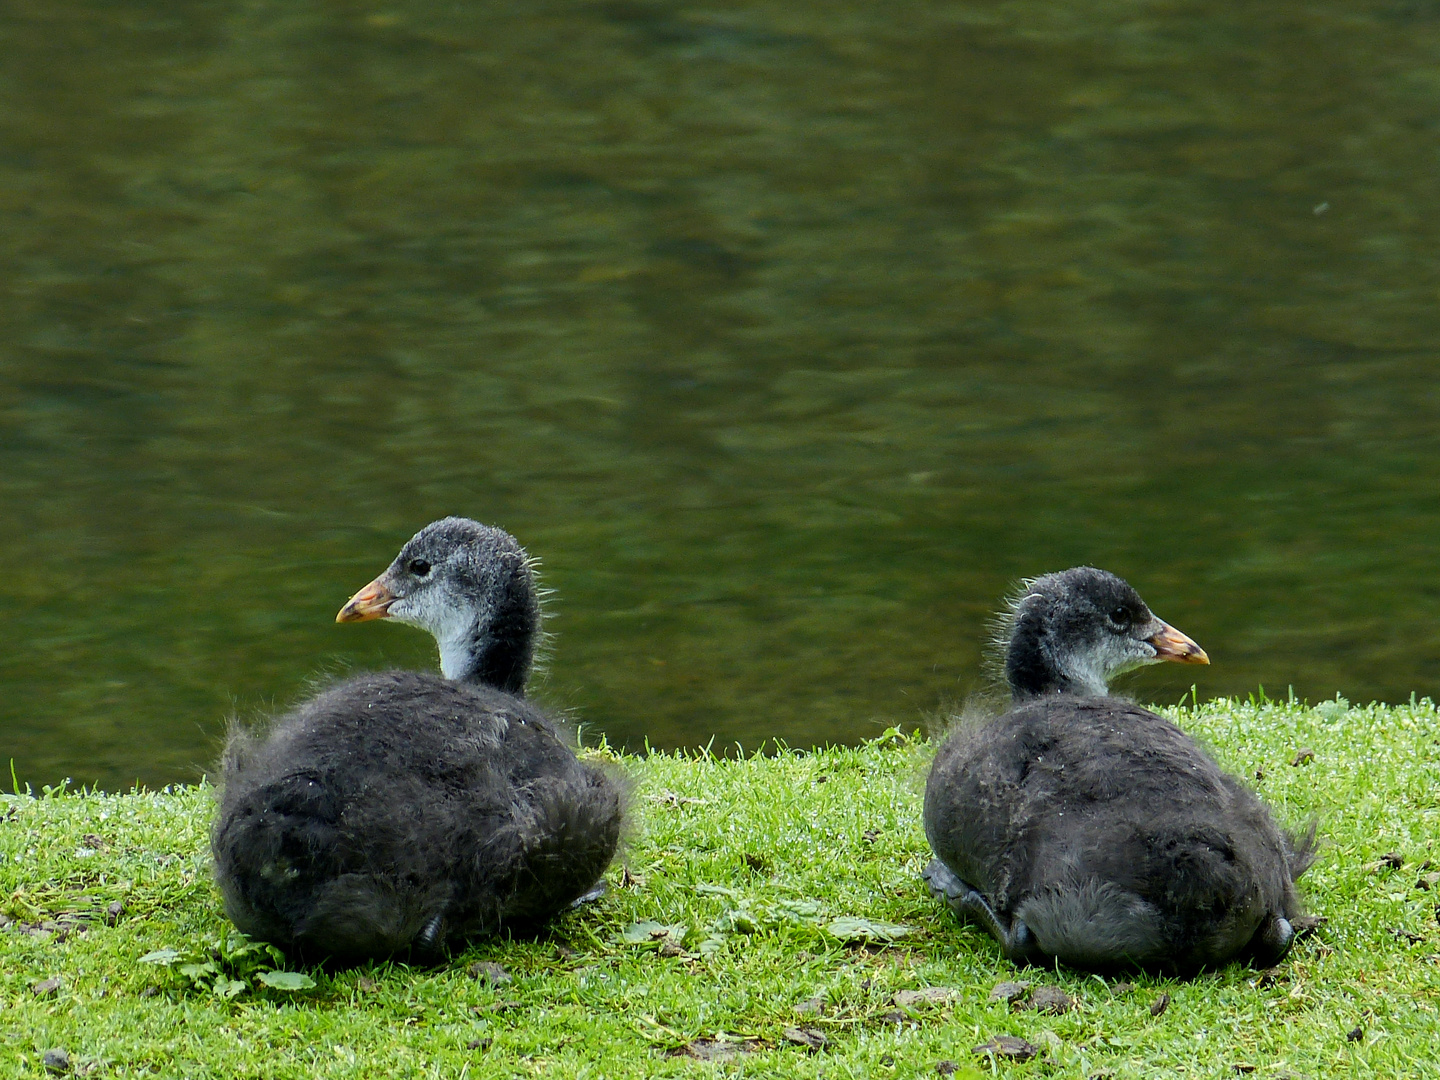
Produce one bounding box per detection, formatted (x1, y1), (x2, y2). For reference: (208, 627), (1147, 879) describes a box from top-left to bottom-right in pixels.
(3, 699), (1438, 1078)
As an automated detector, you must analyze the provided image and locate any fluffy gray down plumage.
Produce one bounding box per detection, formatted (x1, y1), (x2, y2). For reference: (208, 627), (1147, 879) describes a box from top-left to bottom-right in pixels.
(923, 567), (1316, 974)
(210, 519), (623, 963)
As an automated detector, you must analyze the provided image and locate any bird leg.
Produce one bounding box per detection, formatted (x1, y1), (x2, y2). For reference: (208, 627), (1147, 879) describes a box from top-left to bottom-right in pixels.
(923, 860), (1046, 966)
(568, 880), (608, 908)
(412, 913), (448, 960)
(1247, 915), (1294, 968)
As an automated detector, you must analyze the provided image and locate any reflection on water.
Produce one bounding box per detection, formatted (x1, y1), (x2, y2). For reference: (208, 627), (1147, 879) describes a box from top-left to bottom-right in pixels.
(2, 1), (1438, 789)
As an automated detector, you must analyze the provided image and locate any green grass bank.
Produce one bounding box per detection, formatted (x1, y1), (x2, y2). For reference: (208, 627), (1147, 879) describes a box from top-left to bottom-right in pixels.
(3, 699), (1438, 1078)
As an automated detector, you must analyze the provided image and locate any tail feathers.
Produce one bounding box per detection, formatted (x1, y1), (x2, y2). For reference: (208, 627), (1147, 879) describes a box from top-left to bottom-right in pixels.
(293, 874), (451, 961)
(1284, 819), (1320, 882)
(496, 765), (623, 928)
(1016, 880), (1167, 969)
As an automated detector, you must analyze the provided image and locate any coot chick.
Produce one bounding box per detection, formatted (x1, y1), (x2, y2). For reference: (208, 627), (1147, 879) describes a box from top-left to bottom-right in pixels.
(923, 567), (1315, 974)
(212, 518), (624, 964)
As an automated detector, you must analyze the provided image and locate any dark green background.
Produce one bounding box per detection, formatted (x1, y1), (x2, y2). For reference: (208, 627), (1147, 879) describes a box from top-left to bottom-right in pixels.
(3, 0), (1438, 789)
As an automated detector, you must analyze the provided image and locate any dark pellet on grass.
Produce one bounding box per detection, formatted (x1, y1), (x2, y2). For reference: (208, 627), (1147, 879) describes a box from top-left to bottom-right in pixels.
(42, 1049), (70, 1074)
(990, 980), (1030, 1004)
(742, 852), (769, 871)
(32, 977), (62, 996)
(862, 830), (881, 844)
(1374, 852), (1405, 871)
(1290, 748), (1315, 766)
(104, 901), (124, 925)
(783, 1027), (827, 1050)
(1346, 1026), (1363, 1042)
(1291, 914), (1326, 937)
(935, 1061), (957, 1075)
(1026, 986), (1073, 1014)
(1253, 967), (1282, 988)
(1150, 993), (1171, 1017)
(1108, 982), (1135, 996)
(466, 1038), (492, 1052)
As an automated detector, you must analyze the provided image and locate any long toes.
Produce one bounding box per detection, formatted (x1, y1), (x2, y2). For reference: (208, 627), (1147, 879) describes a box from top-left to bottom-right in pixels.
(922, 859), (968, 902)
(569, 881), (607, 907)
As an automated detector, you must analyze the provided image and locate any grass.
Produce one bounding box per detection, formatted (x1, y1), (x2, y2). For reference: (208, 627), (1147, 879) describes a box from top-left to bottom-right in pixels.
(2, 698), (1439, 1079)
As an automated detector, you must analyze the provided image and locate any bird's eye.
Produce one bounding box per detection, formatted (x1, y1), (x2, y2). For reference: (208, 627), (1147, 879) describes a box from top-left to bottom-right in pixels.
(408, 558), (431, 577)
(1108, 606), (1129, 628)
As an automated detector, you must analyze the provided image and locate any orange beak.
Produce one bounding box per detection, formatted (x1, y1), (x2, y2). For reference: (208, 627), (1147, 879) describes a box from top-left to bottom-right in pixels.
(336, 578), (397, 623)
(1147, 620), (1209, 665)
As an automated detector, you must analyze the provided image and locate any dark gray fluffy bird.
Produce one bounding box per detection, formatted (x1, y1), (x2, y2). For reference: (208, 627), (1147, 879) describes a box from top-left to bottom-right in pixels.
(211, 518), (624, 964)
(923, 567), (1315, 975)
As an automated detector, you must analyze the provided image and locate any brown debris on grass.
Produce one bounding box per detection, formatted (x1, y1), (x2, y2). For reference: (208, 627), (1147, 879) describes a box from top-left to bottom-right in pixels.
(894, 987), (959, 1008)
(666, 1036), (765, 1060)
(972, 1035), (1038, 1061)
(1024, 986), (1073, 1014)
(467, 961), (512, 984)
(782, 1027), (828, 1050)
(989, 980), (1030, 1004)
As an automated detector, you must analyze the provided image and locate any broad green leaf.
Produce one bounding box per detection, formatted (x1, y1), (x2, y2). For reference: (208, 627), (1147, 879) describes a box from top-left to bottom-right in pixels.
(213, 977), (247, 1000)
(824, 917), (914, 943)
(179, 962), (218, 981)
(621, 920), (668, 944)
(775, 899), (822, 919)
(256, 970), (315, 991)
(724, 908), (758, 934)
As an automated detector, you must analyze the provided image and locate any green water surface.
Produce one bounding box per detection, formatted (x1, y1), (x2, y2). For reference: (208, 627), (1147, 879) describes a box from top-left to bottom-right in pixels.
(2, 0), (1438, 789)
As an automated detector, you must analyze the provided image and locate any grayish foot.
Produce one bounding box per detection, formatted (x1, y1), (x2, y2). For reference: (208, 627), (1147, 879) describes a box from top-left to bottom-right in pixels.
(923, 859), (1045, 966)
(1250, 915), (1294, 968)
(569, 880), (608, 908)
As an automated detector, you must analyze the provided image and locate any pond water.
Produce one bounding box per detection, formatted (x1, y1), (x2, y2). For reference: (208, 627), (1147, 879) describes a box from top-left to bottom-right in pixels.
(3, 1), (1438, 790)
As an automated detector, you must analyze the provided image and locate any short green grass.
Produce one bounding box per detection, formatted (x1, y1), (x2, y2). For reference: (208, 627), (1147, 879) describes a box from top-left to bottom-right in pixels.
(3, 699), (1439, 1079)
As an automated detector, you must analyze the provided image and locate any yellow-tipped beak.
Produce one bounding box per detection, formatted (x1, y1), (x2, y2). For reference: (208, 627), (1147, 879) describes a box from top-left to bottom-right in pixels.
(1148, 621), (1210, 665)
(336, 579), (397, 623)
